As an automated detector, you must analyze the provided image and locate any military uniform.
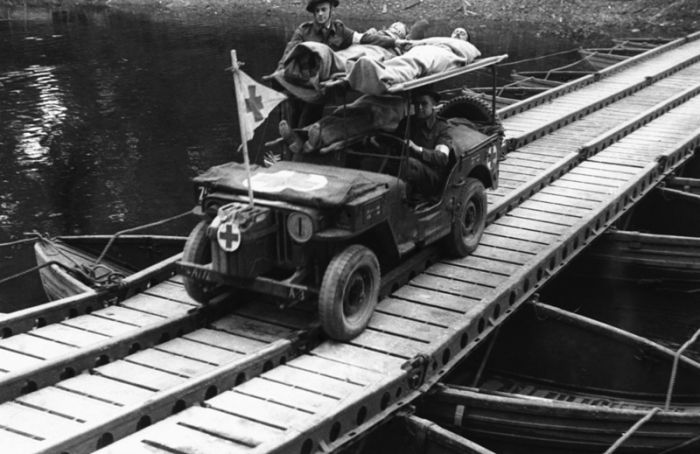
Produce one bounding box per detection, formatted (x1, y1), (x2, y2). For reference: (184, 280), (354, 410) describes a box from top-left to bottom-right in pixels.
(277, 20), (357, 69)
(397, 114), (453, 196)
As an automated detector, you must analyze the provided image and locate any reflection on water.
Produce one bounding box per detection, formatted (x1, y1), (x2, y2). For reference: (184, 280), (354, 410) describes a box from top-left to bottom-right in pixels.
(0, 3), (679, 452)
(0, 8), (589, 303)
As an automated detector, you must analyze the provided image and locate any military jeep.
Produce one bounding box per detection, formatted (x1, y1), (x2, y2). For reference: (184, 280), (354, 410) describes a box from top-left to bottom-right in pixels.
(178, 56), (506, 341)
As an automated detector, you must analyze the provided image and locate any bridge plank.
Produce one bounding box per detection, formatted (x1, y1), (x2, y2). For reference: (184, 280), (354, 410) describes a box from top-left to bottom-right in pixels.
(391, 285), (479, 311)
(154, 337), (245, 365)
(427, 263), (506, 287)
(131, 422), (252, 453)
(487, 224), (559, 244)
(0, 427), (42, 452)
(560, 173), (625, 188)
(211, 315), (294, 342)
(479, 232), (542, 254)
(0, 401), (83, 440)
(495, 215), (571, 234)
(368, 312), (448, 343)
(57, 374), (155, 406)
(377, 298), (461, 328)
(507, 208), (579, 226)
(127, 348), (218, 376)
(410, 274), (494, 300)
(312, 342), (404, 371)
(232, 303), (315, 330)
(236, 377), (337, 413)
(61, 314), (138, 337)
(351, 329), (430, 358)
(550, 179), (618, 195)
(119, 295), (194, 318)
(178, 405), (284, 447)
(0, 333), (77, 359)
(263, 365), (362, 398)
(16, 385), (121, 422)
(471, 245), (534, 266)
(94, 360), (188, 391)
(500, 156), (553, 169)
(30, 323), (109, 347)
(517, 201), (588, 219)
(528, 192), (600, 210)
(93, 305), (167, 326)
(207, 390), (307, 429)
(577, 160), (638, 175)
(183, 327), (268, 355)
(290, 355), (384, 385)
(0, 348), (43, 372)
(142, 281), (195, 304)
(539, 186), (607, 202)
(444, 255), (520, 276)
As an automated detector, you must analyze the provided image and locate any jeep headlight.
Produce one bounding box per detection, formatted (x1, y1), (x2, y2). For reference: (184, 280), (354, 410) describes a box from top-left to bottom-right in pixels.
(287, 212), (314, 243)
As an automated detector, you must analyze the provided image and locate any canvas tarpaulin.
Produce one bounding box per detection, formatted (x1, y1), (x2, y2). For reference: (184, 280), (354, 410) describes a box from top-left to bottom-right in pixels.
(346, 37), (481, 95)
(194, 161), (400, 208)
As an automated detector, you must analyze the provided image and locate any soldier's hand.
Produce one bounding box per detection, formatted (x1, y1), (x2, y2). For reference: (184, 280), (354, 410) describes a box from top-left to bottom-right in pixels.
(406, 140), (423, 157)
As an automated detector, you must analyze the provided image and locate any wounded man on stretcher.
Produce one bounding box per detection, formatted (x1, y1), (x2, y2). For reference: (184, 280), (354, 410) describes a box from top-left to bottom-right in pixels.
(271, 27), (481, 101)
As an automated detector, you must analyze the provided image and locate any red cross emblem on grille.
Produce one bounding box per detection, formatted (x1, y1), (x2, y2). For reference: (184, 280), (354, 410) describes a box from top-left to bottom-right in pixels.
(217, 222), (241, 252)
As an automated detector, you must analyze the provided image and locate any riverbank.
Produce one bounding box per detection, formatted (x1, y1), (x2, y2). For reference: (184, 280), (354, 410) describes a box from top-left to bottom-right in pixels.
(3, 0), (699, 39)
(113, 0), (698, 39)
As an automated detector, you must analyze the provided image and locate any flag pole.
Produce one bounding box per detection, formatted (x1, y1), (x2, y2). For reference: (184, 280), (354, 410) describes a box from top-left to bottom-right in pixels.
(230, 49), (255, 208)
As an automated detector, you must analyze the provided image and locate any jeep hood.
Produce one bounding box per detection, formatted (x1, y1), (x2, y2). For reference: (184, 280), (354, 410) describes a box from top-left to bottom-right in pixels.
(194, 161), (403, 208)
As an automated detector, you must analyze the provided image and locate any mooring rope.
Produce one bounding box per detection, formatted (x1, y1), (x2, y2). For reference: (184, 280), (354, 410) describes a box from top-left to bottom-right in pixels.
(658, 433), (700, 453)
(498, 47), (581, 67)
(0, 237), (38, 248)
(603, 407), (661, 454)
(0, 210), (193, 289)
(90, 209), (194, 269)
(665, 326), (700, 410)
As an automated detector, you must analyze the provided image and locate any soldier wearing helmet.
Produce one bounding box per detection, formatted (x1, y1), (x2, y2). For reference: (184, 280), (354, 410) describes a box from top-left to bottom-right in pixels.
(277, 0), (361, 70)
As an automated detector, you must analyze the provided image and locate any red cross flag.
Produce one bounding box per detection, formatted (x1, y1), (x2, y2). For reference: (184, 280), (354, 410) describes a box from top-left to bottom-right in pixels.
(235, 68), (287, 142)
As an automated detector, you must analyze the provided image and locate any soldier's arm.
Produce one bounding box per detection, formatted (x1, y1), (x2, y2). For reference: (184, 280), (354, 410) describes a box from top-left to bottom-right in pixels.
(417, 144), (450, 168)
(359, 32), (397, 48)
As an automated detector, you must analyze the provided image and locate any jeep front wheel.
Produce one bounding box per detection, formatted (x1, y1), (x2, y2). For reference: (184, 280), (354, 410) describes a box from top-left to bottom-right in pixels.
(183, 220), (214, 303)
(446, 177), (486, 257)
(319, 245), (380, 341)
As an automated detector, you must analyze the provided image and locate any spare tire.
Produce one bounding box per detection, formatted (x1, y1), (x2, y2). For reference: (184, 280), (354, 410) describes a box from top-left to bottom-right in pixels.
(439, 93), (504, 138)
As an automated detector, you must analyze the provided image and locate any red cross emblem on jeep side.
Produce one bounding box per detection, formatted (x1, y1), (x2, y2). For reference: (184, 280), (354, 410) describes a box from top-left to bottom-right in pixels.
(217, 221), (241, 252)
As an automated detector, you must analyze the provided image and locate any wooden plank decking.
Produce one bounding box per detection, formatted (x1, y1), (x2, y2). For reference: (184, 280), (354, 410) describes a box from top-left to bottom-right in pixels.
(2, 30), (700, 454)
(93, 34), (700, 453)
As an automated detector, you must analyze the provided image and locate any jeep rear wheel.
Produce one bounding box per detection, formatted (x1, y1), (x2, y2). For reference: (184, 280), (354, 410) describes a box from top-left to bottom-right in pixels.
(446, 177), (486, 257)
(319, 245), (380, 341)
(183, 220), (214, 303)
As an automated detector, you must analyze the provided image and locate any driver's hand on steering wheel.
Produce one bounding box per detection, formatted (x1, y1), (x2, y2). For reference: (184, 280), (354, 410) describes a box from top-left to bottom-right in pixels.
(406, 139), (423, 158)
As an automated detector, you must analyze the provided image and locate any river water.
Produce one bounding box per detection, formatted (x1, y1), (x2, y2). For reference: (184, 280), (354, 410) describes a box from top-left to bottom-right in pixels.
(0, 5), (691, 453)
(0, 4), (598, 310)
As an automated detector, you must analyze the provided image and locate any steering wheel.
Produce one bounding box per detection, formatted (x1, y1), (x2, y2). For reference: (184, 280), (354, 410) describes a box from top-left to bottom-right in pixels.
(368, 133), (407, 173)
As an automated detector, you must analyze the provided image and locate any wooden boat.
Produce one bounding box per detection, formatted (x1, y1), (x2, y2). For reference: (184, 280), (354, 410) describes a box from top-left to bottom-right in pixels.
(512, 69), (592, 84)
(579, 46), (647, 70)
(575, 229), (700, 286)
(418, 302), (700, 453)
(612, 37), (674, 49)
(572, 178), (700, 289)
(467, 86), (549, 110)
(510, 70), (593, 89)
(34, 235), (186, 300)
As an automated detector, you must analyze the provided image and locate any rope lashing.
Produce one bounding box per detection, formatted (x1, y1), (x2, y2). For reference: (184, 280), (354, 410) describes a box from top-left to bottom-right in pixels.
(665, 326), (700, 410)
(91, 210), (194, 269)
(603, 407), (660, 454)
